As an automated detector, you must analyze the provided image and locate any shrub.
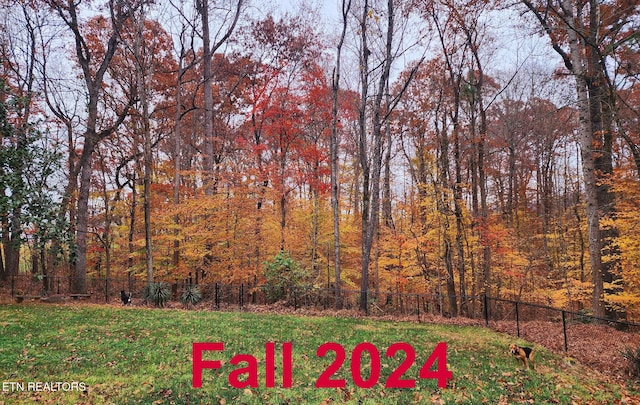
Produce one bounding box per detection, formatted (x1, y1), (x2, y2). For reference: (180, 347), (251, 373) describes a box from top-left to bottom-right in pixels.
(262, 251), (306, 303)
(575, 309), (595, 324)
(621, 346), (640, 378)
(181, 285), (203, 308)
(143, 282), (171, 307)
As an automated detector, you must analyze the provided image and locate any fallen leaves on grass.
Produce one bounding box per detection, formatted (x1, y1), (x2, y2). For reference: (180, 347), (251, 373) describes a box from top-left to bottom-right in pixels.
(493, 320), (640, 380)
(232, 303), (640, 382)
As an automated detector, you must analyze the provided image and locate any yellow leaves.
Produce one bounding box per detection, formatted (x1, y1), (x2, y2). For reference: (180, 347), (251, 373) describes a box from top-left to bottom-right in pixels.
(605, 291), (640, 314)
(608, 171), (640, 315)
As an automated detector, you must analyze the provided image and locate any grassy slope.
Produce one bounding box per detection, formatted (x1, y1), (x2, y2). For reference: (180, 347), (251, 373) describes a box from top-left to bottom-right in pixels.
(0, 303), (634, 404)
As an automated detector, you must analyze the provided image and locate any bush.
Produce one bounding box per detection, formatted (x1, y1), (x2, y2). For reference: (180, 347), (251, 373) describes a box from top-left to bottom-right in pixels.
(181, 285), (202, 308)
(575, 309), (596, 324)
(621, 346), (640, 378)
(143, 282), (171, 307)
(262, 251), (307, 303)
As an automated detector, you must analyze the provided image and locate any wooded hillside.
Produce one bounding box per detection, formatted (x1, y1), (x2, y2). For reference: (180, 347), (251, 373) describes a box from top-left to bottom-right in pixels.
(2, 0), (640, 320)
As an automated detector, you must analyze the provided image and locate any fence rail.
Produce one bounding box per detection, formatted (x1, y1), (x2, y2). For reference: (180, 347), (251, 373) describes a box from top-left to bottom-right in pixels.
(3, 274), (639, 354)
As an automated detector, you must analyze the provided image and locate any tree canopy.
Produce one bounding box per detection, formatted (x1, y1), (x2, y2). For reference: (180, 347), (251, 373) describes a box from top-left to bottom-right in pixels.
(2, 0), (640, 319)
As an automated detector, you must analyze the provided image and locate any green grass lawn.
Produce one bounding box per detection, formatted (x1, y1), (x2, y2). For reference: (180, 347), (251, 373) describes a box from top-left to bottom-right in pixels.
(0, 303), (635, 404)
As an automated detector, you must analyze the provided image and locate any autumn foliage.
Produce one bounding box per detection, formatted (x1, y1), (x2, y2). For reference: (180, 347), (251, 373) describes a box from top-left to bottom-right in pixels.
(3, 0), (640, 321)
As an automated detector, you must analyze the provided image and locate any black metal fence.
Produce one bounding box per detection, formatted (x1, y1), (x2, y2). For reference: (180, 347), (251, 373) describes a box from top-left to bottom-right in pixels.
(484, 296), (640, 352)
(2, 274), (479, 319)
(3, 274), (640, 354)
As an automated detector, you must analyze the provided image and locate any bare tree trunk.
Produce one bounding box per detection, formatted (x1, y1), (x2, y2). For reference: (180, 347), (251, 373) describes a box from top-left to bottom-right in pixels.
(198, 0), (243, 196)
(251, 108), (268, 271)
(173, 56), (184, 270)
(0, 238), (4, 281)
(358, 0), (422, 311)
(310, 185), (320, 279)
(0, 105), (5, 278)
(50, 0), (141, 294)
(521, 0), (618, 321)
(330, 0), (351, 307)
(461, 29), (491, 299)
(127, 172), (137, 292)
(198, 0), (215, 195)
(134, 7), (154, 283)
(280, 177), (286, 251)
(382, 94), (394, 229)
(74, 134), (95, 294)
(42, 64), (79, 280)
(98, 153), (114, 297)
(563, 0), (604, 317)
(358, 0), (373, 312)
(432, 1), (469, 312)
(358, 0), (394, 312)
(4, 207), (21, 278)
(587, 35), (623, 320)
(478, 99), (491, 299)
(436, 114), (458, 317)
(142, 62), (154, 284)
(453, 123), (467, 315)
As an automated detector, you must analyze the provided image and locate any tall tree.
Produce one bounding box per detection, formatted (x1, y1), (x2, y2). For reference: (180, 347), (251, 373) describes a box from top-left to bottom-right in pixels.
(520, 0), (639, 318)
(0, 2), (39, 278)
(242, 14), (321, 269)
(429, 0), (468, 316)
(166, 0), (198, 274)
(197, 0), (243, 195)
(46, 0), (143, 293)
(330, 0), (352, 307)
(133, 6), (154, 283)
(0, 79), (66, 283)
(356, 0), (424, 312)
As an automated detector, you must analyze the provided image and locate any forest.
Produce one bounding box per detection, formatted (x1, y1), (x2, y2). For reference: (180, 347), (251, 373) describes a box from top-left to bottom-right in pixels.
(1, 0), (640, 321)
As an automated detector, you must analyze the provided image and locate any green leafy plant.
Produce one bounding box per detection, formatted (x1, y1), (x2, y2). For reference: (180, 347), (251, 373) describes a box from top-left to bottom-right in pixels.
(575, 309), (596, 324)
(262, 251), (307, 303)
(143, 282), (171, 307)
(181, 285), (202, 308)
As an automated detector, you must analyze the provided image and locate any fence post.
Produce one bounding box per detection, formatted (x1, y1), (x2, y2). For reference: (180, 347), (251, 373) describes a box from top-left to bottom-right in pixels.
(240, 284), (244, 309)
(215, 282), (220, 310)
(293, 288), (297, 310)
(417, 294), (421, 323)
(515, 301), (520, 337)
(365, 290), (369, 316)
(483, 294), (489, 326)
(562, 310), (568, 352)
